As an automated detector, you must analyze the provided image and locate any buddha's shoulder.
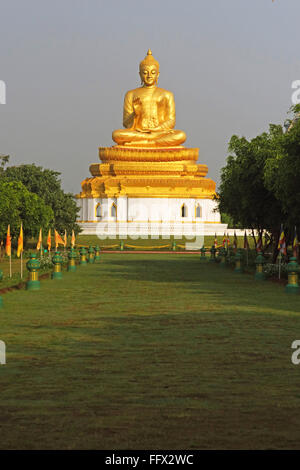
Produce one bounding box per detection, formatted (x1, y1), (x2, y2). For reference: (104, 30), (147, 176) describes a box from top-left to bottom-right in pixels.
(155, 87), (173, 95)
(124, 87), (174, 97)
(124, 87), (142, 97)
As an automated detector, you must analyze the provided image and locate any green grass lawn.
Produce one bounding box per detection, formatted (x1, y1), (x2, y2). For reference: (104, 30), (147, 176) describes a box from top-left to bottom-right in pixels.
(0, 254), (300, 449)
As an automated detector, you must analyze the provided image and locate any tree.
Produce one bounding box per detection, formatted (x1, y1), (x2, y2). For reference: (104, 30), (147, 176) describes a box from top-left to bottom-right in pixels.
(216, 125), (285, 254)
(2, 164), (81, 235)
(0, 180), (53, 243)
(221, 213), (242, 229)
(264, 105), (300, 239)
(0, 154), (9, 175)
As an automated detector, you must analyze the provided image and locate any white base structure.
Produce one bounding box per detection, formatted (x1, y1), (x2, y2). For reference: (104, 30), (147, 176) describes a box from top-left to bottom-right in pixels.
(77, 196), (227, 237)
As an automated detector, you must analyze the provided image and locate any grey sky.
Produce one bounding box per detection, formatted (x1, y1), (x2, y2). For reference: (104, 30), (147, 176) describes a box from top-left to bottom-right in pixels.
(0, 0), (299, 193)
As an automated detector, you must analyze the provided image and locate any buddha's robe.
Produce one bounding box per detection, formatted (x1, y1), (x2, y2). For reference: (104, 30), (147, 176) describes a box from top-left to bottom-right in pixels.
(112, 86), (186, 147)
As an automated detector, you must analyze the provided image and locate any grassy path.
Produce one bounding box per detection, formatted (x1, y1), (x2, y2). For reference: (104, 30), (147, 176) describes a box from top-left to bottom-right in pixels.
(0, 254), (300, 449)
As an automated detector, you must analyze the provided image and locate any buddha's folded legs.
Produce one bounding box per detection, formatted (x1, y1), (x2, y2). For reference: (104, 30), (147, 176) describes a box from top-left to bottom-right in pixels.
(112, 129), (186, 147)
(112, 129), (152, 145)
(154, 130), (186, 147)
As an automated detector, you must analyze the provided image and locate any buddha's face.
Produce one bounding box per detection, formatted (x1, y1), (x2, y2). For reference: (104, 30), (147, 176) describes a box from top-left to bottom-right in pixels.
(140, 65), (159, 87)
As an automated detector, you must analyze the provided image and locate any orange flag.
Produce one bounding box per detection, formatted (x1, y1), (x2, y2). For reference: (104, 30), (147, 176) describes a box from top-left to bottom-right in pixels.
(71, 230), (76, 248)
(64, 229), (67, 247)
(36, 228), (42, 250)
(5, 225), (11, 257)
(47, 229), (52, 252)
(17, 224), (24, 258)
(54, 229), (65, 249)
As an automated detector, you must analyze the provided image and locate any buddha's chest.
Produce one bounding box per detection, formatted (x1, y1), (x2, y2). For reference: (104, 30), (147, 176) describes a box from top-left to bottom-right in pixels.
(133, 91), (165, 120)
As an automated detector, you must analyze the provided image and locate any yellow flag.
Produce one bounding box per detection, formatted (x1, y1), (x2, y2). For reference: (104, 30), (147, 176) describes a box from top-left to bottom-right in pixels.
(47, 229), (51, 251)
(71, 230), (76, 248)
(64, 229), (67, 247)
(54, 229), (65, 248)
(5, 225), (11, 257)
(36, 228), (42, 250)
(17, 224), (24, 258)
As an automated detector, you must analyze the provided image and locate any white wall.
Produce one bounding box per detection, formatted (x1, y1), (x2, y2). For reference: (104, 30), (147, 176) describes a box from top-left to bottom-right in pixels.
(77, 197), (221, 224)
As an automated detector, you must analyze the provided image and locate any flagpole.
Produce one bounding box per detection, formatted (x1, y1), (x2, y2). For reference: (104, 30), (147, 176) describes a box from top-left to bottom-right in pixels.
(245, 230), (249, 266)
(278, 224), (283, 280)
(279, 251), (281, 280)
(6, 225), (12, 278)
(21, 250), (23, 279)
(279, 224), (282, 280)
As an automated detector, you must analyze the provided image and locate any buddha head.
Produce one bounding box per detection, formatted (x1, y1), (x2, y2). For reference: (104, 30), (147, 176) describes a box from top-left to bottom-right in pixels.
(139, 49), (160, 87)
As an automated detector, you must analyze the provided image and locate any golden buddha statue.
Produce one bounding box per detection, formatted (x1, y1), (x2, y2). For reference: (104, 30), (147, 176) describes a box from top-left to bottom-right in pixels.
(112, 49), (186, 147)
(77, 48), (218, 208)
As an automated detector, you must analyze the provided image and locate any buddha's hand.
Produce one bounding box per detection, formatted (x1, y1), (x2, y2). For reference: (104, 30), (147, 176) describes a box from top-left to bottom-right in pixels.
(132, 97), (142, 117)
(148, 126), (162, 132)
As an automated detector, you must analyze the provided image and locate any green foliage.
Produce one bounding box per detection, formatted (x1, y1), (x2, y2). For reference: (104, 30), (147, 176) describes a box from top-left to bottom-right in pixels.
(218, 105), (300, 257)
(220, 212), (241, 228)
(0, 154), (9, 172)
(264, 105), (300, 236)
(38, 255), (54, 270)
(0, 180), (53, 242)
(2, 164), (81, 235)
(217, 126), (284, 236)
(38, 251), (69, 269)
(215, 113), (300, 258)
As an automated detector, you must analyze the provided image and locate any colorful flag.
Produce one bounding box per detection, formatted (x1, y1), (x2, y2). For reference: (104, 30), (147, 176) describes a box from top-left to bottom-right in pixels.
(256, 234), (263, 252)
(293, 226), (299, 258)
(214, 233), (218, 248)
(54, 229), (65, 249)
(47, 229), (52, 252)
(17, 224), (24, 258)
(36, 228), (42, 251)
(71, 230), (76, 248)
(5, 225), (11, 257)
(278, 226), (287, 256)
(233, 230), (238, 253)
(226, 232), (230, 249)
(243, 230), (249, 250)
(64, 229), (67, 248)
(222, 232), (226, 247)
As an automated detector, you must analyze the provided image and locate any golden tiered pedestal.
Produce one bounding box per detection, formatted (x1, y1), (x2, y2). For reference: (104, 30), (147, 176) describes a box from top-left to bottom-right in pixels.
(78, 146), (216, 199)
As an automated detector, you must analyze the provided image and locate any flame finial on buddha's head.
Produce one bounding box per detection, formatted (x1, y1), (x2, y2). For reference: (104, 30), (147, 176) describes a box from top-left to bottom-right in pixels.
(139, 49), (160, 72)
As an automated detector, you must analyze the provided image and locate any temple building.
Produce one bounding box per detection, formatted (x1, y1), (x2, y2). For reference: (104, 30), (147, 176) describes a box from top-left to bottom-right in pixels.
(76, 50), (226, 237)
